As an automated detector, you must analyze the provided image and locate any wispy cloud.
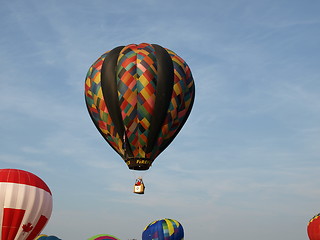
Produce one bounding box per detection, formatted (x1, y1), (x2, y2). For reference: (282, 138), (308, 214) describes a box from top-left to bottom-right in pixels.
(0, 153), (48, 169)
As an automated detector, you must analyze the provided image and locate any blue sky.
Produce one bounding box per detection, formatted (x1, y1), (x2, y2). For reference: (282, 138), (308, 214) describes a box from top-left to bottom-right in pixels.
(1, 0), (320, 239)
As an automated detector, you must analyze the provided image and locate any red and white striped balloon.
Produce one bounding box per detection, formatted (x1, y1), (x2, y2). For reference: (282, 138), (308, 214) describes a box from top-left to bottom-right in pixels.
(0, 169), (53, 240)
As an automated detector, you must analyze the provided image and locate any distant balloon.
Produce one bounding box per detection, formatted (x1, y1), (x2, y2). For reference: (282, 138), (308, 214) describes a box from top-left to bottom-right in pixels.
(308, 213), (320, 240)
(35, 235), (48, 240)
(46, 237), (62, 240)
(87, 234), (121, 240)
(0, 169), (53, 240)
(142, 218), (184, 240)
(85, 43), (195, 171)
(35, 235), (61, 240)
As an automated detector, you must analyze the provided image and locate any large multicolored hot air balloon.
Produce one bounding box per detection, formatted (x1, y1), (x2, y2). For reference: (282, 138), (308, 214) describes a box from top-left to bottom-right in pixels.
(142, 218), (184, 240)
(308, 213), (320, 240)
(85, 43), (195, 171)
(87, 234), (121, 240)
(0, 169), (53, 240)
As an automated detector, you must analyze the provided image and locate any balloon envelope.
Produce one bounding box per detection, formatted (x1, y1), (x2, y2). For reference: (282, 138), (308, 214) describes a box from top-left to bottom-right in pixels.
(87, 234), (121, 240)
(35, 235), (48, 240)
(35, 235), (61, 240)
(85, 43), (195, 171)
(46, 236), (61, 240)
(142, 218), (184, 240)
(308, 213), (320, 240)
(0, 169), (53, 240)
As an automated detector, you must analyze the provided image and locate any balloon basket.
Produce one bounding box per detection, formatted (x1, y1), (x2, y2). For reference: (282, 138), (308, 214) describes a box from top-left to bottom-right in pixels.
(133, 178), (145, 194)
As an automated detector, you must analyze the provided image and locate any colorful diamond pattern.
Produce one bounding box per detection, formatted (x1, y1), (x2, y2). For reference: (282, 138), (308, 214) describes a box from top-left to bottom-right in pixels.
(84, 52), (124, 157)
(117, 44), (157, 158)
(150, 49), (195, 160)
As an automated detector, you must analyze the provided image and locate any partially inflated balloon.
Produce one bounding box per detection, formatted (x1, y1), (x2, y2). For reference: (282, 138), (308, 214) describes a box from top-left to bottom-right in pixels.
(142, 218), (184, 240)
(85, 43), (195, 170)
(87, 234), (121, 240)
(0, 169), (53, 240)
(308, 213), (320, 240)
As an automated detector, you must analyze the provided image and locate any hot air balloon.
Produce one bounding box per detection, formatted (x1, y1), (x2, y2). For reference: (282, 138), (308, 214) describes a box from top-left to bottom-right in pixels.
(87, 234), (121, 240)
(0, 169), (53, 240)
(35, 235), (62, 240)
(46, 236), (62, 240)
(35, 234), (48, 240)
(308, 213), (320, 240)
(142, 218), (184, 240)
(85, 43), (195, 193)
